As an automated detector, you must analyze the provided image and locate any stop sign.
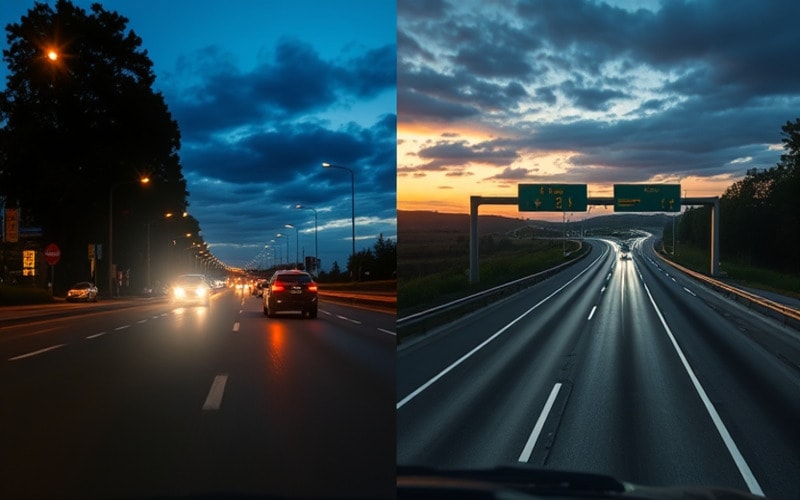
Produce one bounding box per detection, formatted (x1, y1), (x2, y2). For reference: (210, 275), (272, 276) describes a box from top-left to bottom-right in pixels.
(44, 243), (61, 265)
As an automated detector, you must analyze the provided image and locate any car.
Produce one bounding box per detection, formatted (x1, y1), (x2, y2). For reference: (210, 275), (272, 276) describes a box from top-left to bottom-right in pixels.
(66, 282), (98, 302)
(262, 269), (318, 318)
(170, 274), (212, 306)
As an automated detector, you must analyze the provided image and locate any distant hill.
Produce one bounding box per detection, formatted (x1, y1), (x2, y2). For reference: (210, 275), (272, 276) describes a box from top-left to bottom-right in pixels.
(398, 210), (674, 235)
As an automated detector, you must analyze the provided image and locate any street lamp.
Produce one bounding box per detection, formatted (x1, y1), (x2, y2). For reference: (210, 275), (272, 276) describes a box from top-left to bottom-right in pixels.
(109, 176), (149, 297)
(295, 204), (318, 276)
(276, 233), (288, 268)
(322, 162), (355, 268)
(284, 224), (299, 269)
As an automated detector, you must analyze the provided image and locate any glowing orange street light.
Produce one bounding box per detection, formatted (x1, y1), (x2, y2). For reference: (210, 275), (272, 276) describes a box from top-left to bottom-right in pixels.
(47, 50), (58, 62)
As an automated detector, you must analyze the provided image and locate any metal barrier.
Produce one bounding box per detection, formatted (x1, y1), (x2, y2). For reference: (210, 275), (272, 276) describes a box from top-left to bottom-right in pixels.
(655, 251), (800, 330)
(397, 242), (593, 340)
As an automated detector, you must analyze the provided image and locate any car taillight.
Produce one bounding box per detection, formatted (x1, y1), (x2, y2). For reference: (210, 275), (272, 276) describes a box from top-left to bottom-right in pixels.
(307, 284), (318, 292)
(271, 283), (284, 292)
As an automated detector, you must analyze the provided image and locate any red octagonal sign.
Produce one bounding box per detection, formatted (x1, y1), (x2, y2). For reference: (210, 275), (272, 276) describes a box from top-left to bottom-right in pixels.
(44, 243), (61, 266)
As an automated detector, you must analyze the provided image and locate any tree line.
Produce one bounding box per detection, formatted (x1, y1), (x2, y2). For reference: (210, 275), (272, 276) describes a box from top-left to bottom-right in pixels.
(667, 118), (800, 274)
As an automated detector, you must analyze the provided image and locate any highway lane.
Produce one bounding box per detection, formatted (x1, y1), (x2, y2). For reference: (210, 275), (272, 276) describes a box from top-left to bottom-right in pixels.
(0, 288), (395, 499)
(397, 237), (800, 498)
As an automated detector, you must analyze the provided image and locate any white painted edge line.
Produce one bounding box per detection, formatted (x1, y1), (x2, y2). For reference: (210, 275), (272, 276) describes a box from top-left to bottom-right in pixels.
(114, 325), (130, 331)
(86, 332), (107, 339)
(202, 374), (228, 410)
(683, 287), (697, 297)
(587, 305), (597, 321)
(397, 249), (606, 410)
(232, 322), (240, 332)
(378, 327), (396, 336)
(641, 280), (764, 496)
(518, 382), (562, 462)
(9, 344), (66, 361)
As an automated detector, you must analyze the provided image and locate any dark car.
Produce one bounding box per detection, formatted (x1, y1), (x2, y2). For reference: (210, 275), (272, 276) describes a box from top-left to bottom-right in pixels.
(66, 282), (98, 302)
(170, 274), (212, 307)
(262, 270), (318, 318)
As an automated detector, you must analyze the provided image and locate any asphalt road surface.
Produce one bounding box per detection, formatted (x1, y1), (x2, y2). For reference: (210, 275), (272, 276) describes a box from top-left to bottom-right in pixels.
(0, 288), (396, 499)
(397, 237), (800, 498)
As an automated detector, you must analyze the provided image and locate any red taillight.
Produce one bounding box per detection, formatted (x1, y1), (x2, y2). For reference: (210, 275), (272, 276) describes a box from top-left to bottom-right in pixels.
(271, 283), (284, 292)
(307, 284), (318, 292)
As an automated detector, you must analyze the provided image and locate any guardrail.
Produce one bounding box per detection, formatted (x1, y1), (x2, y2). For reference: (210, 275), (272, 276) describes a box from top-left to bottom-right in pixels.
(319, 290), (396, 310)
(397, 242), (593, 341)
(655, 250), (800, 330)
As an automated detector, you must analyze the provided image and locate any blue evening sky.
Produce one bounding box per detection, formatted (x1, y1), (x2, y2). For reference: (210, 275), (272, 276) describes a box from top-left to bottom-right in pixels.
(1, 0), (397, 271)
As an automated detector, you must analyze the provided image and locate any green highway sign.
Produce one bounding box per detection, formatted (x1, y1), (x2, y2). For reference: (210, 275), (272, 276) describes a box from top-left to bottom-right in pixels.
(614, 184), (681, 212)
(518, 184), (588, 212)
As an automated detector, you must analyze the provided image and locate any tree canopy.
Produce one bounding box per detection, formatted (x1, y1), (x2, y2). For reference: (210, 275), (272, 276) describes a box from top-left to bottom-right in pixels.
(671, 118), (800, 274)
(0, 0), (202, 291)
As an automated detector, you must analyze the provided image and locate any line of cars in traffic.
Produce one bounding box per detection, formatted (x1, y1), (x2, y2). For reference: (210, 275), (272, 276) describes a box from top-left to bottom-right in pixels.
(64, 270), (319, 319)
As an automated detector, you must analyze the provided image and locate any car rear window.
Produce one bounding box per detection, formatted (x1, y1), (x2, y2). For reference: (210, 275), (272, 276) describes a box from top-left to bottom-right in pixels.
(275, 274), (312, 284)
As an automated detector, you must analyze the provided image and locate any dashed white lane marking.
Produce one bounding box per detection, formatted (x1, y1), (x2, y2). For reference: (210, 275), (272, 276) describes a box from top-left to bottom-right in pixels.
(9, 344), (66, 361)
(137, 319), (147, 324)
(202, 374), (228, 410)
(518, 382), (562, 462)
(114, 325), (130, 331)
(683, 287), (697, 297)
(86, 332), (107, 339)
(587, 306), (597, 321)
(377, 328), (396, 336)
(336, 314), (362, 325)
(600, 286), (606, 294)
(232, 322), (240, 332)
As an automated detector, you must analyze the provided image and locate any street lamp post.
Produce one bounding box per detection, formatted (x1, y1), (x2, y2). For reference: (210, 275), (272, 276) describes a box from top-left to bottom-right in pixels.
(276, 233), (288, 268)
(321, 162), (355, 270)
(284, 224), (299, 269)
(109, 176), (149, 297)
(295, 204), (318, 276)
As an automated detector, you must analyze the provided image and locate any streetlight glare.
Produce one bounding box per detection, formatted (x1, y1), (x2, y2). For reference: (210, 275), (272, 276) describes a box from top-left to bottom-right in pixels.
(140, 176), (150, 184)
(47, 50), (58, 61)
(321, 162), (331, 168)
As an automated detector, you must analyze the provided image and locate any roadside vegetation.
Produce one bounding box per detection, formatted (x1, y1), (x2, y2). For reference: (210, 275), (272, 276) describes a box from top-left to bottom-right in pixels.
(398, 231), (584, 316)
(660, 242), (800, 301)
(661, 118), (800, 301)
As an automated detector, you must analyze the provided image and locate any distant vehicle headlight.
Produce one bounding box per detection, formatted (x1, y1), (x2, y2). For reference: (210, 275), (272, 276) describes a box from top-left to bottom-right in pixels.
(173, 286), (186, 298)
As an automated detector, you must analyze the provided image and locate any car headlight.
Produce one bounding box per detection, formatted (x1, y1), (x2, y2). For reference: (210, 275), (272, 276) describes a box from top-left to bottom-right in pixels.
(195, 287), (207, 297)
(173, 287), (186, 298)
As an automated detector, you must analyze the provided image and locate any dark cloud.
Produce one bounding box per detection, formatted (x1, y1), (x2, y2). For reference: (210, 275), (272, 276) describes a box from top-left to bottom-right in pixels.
(399, 0), (800, 187)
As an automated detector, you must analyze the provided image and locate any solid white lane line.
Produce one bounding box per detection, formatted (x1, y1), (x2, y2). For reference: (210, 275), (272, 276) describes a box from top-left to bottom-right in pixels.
(397, 249), (607, 410)
(114, 325), (130, 331)
(641, 281), (764, 496)
(9, 344), (66, 361)
(377, 328), (396, 336)
(518, 382), (562, 462)
(86, 332), (107, 339)
(232, 322), (240, 332)
(587, 306), (597, 321)
(202, 374), (228, 410)
(683, 287), (696, 297)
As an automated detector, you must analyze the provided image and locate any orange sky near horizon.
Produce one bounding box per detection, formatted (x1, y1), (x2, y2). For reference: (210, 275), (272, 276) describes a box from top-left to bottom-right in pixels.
(397, 124), (744, 221)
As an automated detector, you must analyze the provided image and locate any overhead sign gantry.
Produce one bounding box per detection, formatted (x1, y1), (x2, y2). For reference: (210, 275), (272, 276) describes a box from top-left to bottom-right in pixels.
(470, 183), (718, 283)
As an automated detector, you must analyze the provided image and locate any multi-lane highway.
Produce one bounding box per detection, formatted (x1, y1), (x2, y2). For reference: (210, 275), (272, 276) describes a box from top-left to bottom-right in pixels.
(0, 288), (396, 499)
(397, 237), (800, 498)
